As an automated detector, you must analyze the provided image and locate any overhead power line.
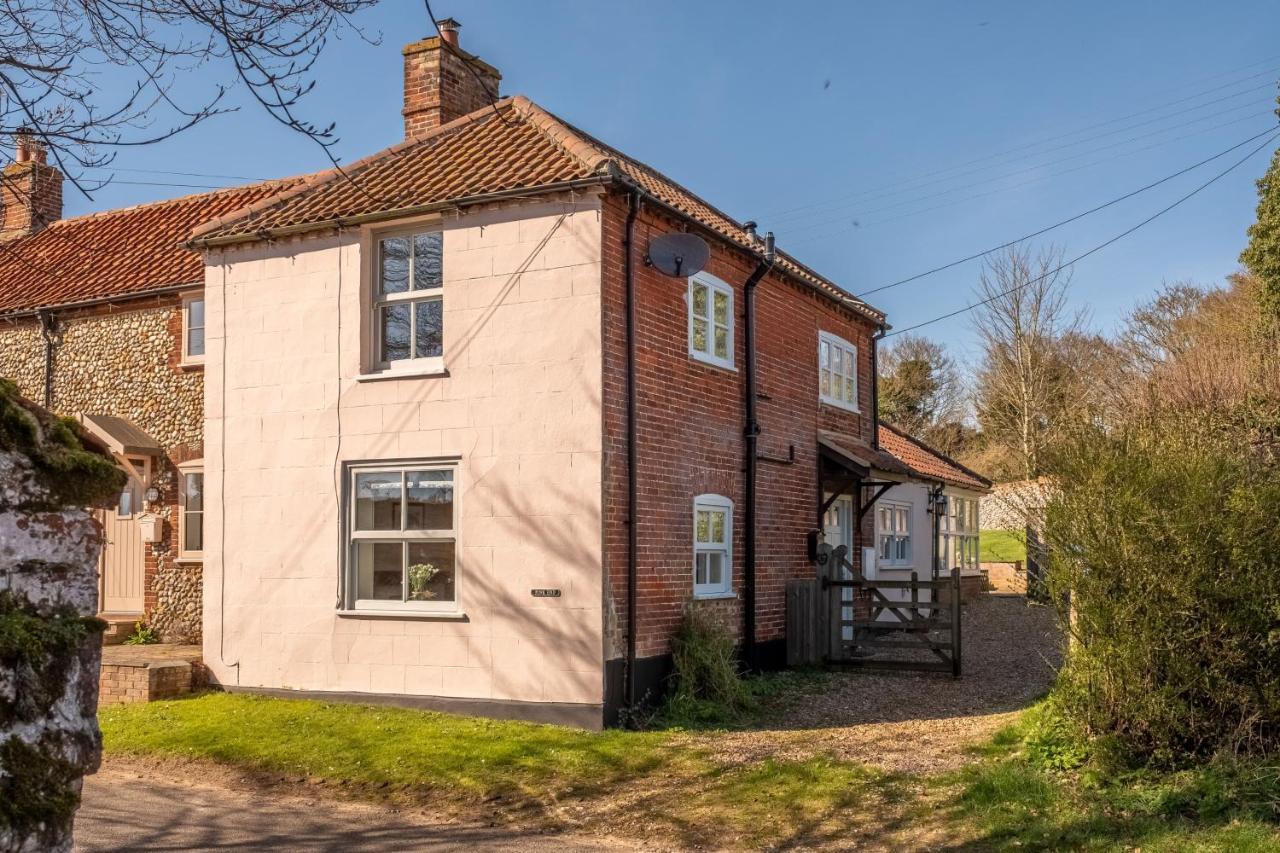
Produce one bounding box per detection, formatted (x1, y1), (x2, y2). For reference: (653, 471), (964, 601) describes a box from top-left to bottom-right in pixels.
(882, 128), (1280, 338)
(849, 122), (1280, 298)
(767, 64), (1280, 223)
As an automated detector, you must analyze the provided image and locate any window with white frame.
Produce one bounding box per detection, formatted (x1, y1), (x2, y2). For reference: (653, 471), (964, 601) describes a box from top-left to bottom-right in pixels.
(693, 494), (733, 597)
(346, 461), (457, 611)
(178, 463), (204, 559)
(818, 331), (858, 411)
(183, 295), (205, 363)
(688, 272), (734, 369)
(373, 230), (444, 371)
(939, 495), (980, 573)
(877, 501), (912, 567)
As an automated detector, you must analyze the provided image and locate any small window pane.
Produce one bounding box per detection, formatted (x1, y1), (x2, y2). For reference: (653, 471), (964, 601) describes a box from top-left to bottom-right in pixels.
(820, 340), (830, 370)
(355, 472), (402, 530)
(713, 290), (728, 325)
(709, 509), (725, 544)
(412, 232), (443, 291)
(357, 541), (404, 601)
(405, 469), (452, 530)
(692, 318), (708, 353)
(118, 486), (133, 517)
(184, 472), (204, 513)
(692, 283), (708, 318)
(187, 327), (205, 358)
(414, 299), (443, 358)
(707, 552), (723, 585)
(696, 510), (711, 543)
(880, 535), (891, 561)
(407, 541), (455, 603)
(714, 325), (728, 359)
(695, 552), (708, 585)
(188, 297), (205, 328)
(380, 237), (410, 294)
(820, 368), (831, 396)
(380, 304), (411, 363)
(845, 375), (855, 403)
(184, 510), (203, 552)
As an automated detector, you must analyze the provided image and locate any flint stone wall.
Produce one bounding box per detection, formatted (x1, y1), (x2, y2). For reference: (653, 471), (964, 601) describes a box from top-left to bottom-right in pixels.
(0, 387), (124, 853)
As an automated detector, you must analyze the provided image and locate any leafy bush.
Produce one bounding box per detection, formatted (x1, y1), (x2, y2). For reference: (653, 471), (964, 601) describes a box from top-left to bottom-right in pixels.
(1020, 704), (1088, 772)
(122, 620), (158, 646)
(1043, 413), (1280, 763)
(657, 605), (754, 727)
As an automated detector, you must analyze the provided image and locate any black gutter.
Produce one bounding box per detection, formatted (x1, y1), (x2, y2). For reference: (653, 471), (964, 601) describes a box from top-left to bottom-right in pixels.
(623, 190), (642, 709)
(741, 232), (776, 668)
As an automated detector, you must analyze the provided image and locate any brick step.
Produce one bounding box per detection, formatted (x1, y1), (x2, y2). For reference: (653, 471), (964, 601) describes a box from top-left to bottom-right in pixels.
(99, 614), (141, 646)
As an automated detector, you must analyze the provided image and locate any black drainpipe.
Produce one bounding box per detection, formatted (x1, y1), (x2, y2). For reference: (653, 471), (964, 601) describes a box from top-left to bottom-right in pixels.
(742, 232), (776, 669)
(37, 310), (57, 408)
(624, 191), (642, 708)
(871, 327), (886, 448)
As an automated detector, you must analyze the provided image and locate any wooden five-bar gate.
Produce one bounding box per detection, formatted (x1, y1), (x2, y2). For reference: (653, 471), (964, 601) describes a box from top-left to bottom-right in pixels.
(787, 544), (962, 676)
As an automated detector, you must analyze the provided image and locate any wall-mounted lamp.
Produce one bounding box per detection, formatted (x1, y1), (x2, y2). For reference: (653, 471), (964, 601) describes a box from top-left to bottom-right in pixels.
(145, 486), (161, 503)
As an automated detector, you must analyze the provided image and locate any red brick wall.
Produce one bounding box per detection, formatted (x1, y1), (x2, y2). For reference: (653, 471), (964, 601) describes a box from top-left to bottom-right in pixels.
(601, 193), (881, 662)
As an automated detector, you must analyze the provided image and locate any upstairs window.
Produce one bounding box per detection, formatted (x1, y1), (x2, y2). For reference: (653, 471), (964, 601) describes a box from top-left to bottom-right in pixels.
(688, 272), (734, 369)
(819, 331), (858, 411)
(693, 494), (733, 597)
(374, 230), (443, 372)
(877, 501), (911, 567)
(183, 295), (205, 364)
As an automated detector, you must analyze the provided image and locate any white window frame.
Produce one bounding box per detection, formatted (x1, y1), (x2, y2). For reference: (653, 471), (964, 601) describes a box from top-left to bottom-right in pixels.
(876, 500), (912, 568)
(177, 460), (204, 561)
(687, 271), (735, 370)
(370, 227), (445, 376)
(939, 494), (980, 573)
(116, 456), (148, 518)
(818, 330), (859, 412)
(692, 493), (733, 598)
(344, 460), (460, 614)
(181, 293), (206, 366)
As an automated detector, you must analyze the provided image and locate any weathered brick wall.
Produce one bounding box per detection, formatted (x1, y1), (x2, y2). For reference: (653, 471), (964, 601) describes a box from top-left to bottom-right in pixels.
(98, 661), (192, 705)
(0, 297), (204, 640)
(601, 194), (880, 662)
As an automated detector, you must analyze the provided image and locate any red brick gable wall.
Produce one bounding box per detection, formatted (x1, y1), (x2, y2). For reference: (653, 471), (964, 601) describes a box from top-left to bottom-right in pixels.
(601, 193), (879, 663)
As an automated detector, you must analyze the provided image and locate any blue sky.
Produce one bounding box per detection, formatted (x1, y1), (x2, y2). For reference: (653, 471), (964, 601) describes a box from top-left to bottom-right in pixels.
(70, 1), (1280, 369)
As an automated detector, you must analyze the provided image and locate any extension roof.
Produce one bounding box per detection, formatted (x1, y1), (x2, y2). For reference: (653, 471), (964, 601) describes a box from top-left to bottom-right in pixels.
(189, 97), (884, 322)
(0, 179), (304, 316)
(877, 423), (991, 492)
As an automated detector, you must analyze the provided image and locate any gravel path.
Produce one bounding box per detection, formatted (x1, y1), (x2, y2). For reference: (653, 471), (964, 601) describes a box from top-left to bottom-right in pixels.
(700, 593), (1062, 774)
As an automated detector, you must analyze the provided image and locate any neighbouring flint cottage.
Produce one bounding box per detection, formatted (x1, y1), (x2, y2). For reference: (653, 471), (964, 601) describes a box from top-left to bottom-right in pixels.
(0, 132), (299, 643)
(0, 20), (989, 727)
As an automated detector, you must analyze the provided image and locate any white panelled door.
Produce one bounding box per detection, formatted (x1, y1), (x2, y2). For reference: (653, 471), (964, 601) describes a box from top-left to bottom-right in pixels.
(823, 495), (855, 642)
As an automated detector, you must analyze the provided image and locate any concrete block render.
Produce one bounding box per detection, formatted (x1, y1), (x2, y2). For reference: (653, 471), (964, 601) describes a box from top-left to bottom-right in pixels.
(202, 199), (606, 715)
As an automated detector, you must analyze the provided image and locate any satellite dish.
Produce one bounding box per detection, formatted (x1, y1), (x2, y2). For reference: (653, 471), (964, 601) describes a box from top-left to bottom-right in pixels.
(646, 232), (709, 277)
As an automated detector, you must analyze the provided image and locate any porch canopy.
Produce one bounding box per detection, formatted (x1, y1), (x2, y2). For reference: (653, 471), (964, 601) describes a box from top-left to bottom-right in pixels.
(77, 414), (163, 457)
(817, 429), (913, 524)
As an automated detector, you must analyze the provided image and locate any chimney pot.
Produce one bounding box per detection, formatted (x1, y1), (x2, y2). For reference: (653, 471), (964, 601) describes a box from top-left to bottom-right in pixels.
(1, 129), (62, 241)
(437, 17), (461, 47)
(402, 19), (501, 139)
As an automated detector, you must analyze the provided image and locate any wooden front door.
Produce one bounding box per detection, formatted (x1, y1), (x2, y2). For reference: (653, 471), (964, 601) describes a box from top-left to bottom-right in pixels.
(98, 456), (148, 614)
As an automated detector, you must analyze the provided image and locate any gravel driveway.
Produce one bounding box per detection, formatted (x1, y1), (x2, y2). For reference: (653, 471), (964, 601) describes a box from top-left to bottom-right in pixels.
(701, 593), (1062, 774)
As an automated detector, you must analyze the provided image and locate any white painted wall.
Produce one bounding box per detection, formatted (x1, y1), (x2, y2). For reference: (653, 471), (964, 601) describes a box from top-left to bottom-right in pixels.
(202, 197), (606, 706)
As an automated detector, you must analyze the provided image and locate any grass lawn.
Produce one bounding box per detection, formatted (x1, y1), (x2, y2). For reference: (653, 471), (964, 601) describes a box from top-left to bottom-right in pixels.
(980, 529), (1027, 563)
(100, 693), (1280, 850)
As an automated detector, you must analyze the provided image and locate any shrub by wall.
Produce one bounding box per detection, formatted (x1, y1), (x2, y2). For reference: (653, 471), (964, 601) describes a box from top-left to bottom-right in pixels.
(1044, 414), (1280, 764)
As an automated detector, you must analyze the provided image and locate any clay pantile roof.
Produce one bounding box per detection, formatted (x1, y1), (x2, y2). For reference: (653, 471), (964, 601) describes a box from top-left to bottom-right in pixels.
(0, 179), (304, 315)
(818, 429), (915, 480)
(877, 423), (991, 492)
(190, 97), (884, 322)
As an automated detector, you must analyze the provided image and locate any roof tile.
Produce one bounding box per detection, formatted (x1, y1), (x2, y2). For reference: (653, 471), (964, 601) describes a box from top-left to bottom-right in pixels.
(877, 423), (991, 492)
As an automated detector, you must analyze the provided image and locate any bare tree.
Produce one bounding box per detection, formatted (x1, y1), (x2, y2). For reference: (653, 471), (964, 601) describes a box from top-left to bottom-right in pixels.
(973, 244), (1083, 480)
(0, 0), (379, 197)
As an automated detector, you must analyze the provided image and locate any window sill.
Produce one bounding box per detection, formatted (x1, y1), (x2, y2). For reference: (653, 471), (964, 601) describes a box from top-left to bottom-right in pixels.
(356, 367), (450, 383)
(692, 591), (738, 601)
(174, 556), (203, 565)
(179, 360), (205, 371)
(689, 354), (737, 373)
(819, 398), (861, 415)
(336, 609), (468, 621)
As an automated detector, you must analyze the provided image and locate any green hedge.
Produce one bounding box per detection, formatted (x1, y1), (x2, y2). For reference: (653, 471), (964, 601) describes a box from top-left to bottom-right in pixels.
(1044, 416), (1280, 764)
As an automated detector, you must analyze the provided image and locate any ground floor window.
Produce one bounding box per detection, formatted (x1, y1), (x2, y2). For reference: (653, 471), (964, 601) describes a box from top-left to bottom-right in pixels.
(939, 495), (979, 573)
(877, 501), (911, 567)
(179, 462), (204, 558)
(693, 494), (733, 597)
(346, 461), (457, 611)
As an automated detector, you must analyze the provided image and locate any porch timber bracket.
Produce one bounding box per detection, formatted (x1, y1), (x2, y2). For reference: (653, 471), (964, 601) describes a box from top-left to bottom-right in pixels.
(857, 481), (897, 521)
(819, 473), (860, 516)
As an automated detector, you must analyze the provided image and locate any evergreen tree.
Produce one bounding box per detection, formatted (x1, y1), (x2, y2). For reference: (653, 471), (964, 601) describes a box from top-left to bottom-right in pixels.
(1239, 99), (1280, 319)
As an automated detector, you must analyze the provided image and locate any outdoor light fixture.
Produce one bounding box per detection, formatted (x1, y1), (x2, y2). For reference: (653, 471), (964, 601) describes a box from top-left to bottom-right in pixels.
(145, 486), (161, 503)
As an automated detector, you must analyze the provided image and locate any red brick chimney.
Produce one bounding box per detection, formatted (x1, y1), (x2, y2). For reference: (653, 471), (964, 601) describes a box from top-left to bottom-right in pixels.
(2, 129), (63, 242)
(402, 18), (502, 139)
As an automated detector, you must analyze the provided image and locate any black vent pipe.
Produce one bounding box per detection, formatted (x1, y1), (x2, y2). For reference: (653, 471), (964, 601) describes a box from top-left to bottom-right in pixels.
(742, 232), (775, 667)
